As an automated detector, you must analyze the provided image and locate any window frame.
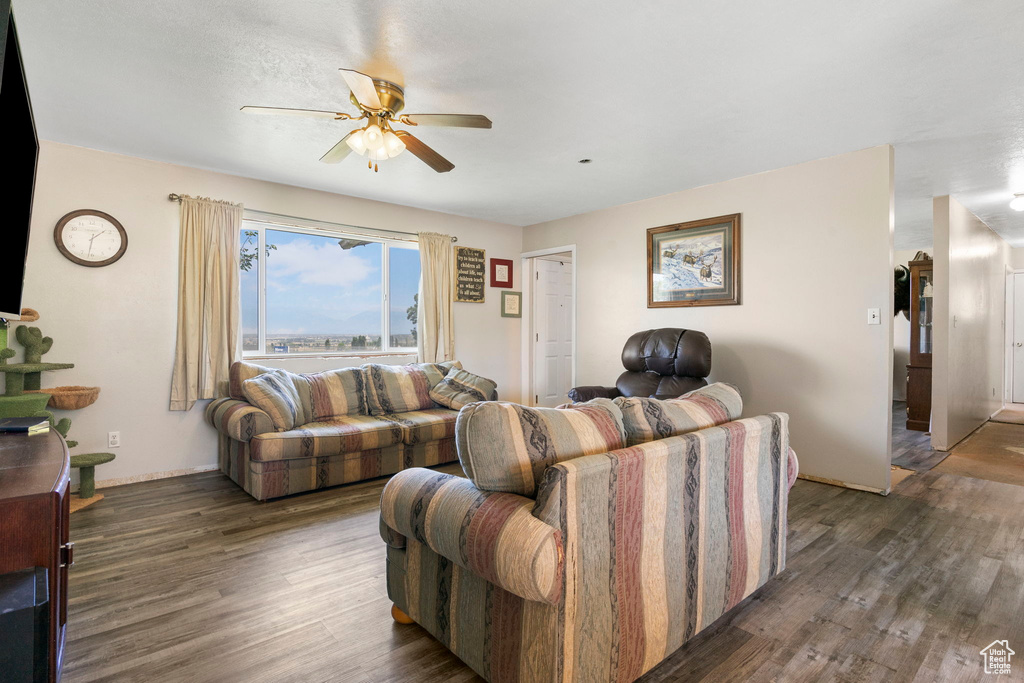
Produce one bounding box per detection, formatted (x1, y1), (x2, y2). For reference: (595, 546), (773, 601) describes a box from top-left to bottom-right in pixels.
(241, 218), (420, 359)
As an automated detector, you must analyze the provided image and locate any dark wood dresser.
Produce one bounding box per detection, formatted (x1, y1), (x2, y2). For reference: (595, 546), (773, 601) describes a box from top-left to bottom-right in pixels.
(0, 430), (71, 681)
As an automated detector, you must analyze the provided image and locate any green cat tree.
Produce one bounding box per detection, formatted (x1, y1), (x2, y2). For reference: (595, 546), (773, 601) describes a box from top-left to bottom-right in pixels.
(0, 322), (74, 420)
(0, 316), (112, 506)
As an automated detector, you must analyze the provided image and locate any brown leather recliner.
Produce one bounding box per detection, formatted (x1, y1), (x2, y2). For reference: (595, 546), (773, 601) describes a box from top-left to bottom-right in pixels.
(568, 328), (712, 402)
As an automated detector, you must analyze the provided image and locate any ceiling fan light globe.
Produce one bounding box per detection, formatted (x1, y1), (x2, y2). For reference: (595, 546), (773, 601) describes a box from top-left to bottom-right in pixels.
(1011, 194), (1024, 211)
(383, 131), (406, 158)
(368, 147), (390, 162)
(364, 124), (385, 151)
(346, 130), (367, 155)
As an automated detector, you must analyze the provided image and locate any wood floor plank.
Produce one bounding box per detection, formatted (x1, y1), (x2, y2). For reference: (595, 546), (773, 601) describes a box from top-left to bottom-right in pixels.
(63, 462), (1024, 682)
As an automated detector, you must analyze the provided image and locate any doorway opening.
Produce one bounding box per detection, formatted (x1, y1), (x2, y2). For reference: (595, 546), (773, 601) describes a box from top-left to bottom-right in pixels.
(1002, 270), (1024, 414)
(521, 246), (576, 407)
(892, 249), (942, 471)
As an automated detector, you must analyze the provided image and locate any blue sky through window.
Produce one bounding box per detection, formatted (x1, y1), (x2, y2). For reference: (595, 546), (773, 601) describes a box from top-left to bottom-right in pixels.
(240, 227), (420, 347)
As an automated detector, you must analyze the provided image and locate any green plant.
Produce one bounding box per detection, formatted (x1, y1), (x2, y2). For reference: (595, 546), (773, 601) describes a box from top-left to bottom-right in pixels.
(240, 230), (277, 272)
(407, 293), (418, 342)
(16, 326), (53, 364)
(0, 348), (15, 365)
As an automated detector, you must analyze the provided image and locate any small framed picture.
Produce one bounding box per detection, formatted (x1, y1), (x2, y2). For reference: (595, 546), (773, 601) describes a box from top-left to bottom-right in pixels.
(501, 291), (522, 318)
(490, 258), (514, 288)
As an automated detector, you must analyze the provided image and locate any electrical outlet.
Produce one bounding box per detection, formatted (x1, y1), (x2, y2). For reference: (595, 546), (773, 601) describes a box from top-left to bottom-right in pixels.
(108, 431), (120, 448)
(867, 308), (881, 325)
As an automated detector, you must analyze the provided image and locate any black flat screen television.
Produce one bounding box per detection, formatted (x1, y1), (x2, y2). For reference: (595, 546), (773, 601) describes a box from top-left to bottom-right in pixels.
(0, 2), (39, 320)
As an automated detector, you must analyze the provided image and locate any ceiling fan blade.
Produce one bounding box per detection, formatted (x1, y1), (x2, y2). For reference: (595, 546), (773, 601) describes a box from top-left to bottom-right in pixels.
(339, 69), (383, 111)
(320, 133), (354, 164)
(394, 131), (454, 173)
(241, 106), (345, 119)
(402, 114), (492, 129)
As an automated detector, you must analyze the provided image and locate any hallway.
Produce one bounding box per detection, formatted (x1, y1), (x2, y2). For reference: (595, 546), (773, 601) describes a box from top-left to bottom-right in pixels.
(891, 401), (945, 471)
(892, 400), (1024, 488)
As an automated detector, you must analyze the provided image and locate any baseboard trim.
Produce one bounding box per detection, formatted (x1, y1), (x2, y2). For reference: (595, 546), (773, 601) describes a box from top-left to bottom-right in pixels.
(797, 473), (889, 496)
(71, 464), (219, 493)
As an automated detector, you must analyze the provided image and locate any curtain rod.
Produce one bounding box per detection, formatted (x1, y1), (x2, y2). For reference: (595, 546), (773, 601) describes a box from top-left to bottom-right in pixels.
(166, 193), (457, 243)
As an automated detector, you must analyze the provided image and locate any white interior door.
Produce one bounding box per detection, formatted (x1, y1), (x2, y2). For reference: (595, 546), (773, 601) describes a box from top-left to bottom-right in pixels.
(533, 258), (573, 407)
(1013, 273), (1024, 403)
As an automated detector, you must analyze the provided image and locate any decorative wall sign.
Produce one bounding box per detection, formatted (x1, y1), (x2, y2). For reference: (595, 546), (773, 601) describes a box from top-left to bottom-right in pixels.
(490, 258), (513, 288)
(648, 213), (740, 307)
(501, 291), (522, 318)
(454, 246), (486, 303)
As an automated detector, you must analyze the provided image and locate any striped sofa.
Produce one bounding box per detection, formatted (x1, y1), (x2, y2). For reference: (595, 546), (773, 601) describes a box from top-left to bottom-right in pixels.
(206, 360), (495, 500)
(380, 384), (797, 683)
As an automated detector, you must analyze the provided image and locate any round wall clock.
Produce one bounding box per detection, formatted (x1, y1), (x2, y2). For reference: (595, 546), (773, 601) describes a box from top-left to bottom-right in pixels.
(54, 210), (128, 267)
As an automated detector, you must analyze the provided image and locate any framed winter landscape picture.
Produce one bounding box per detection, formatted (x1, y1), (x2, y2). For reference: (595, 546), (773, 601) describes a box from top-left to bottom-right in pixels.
(647, 214), (741, 307)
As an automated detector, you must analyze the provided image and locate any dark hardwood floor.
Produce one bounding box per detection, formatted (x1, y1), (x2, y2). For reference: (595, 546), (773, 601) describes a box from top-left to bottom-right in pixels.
(64, 461), (1024, 682)
(891, 400), (948, 471)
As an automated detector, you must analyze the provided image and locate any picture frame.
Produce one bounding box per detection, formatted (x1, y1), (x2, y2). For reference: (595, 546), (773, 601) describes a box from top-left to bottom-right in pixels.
(490, 258), (514, 288)
(500, 291), (522, 318)
(647, 213), (741, 307)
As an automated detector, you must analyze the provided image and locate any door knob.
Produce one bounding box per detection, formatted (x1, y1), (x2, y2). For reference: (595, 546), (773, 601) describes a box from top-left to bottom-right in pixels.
(1018, 343), (1022, 347)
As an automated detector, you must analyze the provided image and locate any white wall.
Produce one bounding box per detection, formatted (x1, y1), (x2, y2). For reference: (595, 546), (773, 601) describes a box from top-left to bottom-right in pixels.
(524, 146), (895, 492)
(931, 196), (1009, 450)
(21, 141), (522, 485)
(1011, 248), (1024, 270)
(893, 248), (931, 401)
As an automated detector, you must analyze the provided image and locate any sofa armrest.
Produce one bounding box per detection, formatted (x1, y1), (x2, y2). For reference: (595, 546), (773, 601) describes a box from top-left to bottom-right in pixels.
(380, 467), (563, 605)
(788, 447), (799, 490)
(567, 385), (621, 402)
(206, 397), (275, 442)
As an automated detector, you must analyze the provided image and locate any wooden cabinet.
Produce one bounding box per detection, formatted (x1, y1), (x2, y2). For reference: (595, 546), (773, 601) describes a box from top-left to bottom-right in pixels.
(906, 258), (933, 431)
(0, 430), (71, 681)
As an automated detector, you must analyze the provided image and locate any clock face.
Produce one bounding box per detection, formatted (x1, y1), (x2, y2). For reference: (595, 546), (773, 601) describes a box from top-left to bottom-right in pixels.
(54, 210), (127, 267)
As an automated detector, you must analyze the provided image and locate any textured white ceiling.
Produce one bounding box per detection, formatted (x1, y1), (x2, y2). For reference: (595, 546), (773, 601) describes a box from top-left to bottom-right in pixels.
(13, 1), (1024, 247)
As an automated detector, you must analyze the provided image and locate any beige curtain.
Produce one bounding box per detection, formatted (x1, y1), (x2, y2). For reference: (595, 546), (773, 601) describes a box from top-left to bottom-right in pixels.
(417, 232), (455, 362)
(169, 196), (243, 410)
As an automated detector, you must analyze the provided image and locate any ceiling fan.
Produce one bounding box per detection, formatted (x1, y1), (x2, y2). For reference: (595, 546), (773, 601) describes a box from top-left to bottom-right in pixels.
(242, 69), (492, 173)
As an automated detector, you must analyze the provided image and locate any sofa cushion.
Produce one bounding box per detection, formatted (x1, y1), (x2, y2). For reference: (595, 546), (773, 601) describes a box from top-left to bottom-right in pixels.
(456, 398), (626, 496)
(229, 360), (274, 400)
(363, 361), (462, 415)
(241, 369), (313, 431)
(249, 415), (404, 462)
(385, 408), (460, 444)
(613, 382), (742, 446)
(304, 367), (370, 419)
(429, 368), (498, 410)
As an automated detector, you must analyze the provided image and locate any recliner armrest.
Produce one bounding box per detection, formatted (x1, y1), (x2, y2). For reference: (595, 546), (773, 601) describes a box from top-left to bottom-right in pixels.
(567, 385), (621, 402)
(380, 468), (563, 605)
(206, 397), (275, 442)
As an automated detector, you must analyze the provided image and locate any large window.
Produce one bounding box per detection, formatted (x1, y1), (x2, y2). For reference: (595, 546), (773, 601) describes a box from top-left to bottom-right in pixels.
(240, 219), (420, 356)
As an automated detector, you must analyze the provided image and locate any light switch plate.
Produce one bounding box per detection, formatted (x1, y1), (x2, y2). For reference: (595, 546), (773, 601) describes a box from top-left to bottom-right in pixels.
(868, 308), (881, 325)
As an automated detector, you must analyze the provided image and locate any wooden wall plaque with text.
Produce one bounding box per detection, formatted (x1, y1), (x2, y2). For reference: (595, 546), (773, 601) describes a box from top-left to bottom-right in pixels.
(454, 246), (486, 303)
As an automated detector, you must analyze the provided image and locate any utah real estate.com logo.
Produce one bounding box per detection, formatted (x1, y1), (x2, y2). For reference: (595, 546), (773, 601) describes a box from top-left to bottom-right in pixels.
(980, 640), (1015, 675)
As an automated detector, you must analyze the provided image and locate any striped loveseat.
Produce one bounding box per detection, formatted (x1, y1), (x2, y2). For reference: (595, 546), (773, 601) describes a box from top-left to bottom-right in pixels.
(206, 360), (495, 501)
(380, 384), (797, 683)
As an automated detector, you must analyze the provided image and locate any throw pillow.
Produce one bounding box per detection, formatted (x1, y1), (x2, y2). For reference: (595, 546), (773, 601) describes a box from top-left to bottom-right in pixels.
(363, 360), (463, 415)
(228, 360), (273, 400)
(241, 368), (313, 431)
(429, 368), (498, 410)
(614, 382), (742, 446)
(456, 398), (626, 496)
